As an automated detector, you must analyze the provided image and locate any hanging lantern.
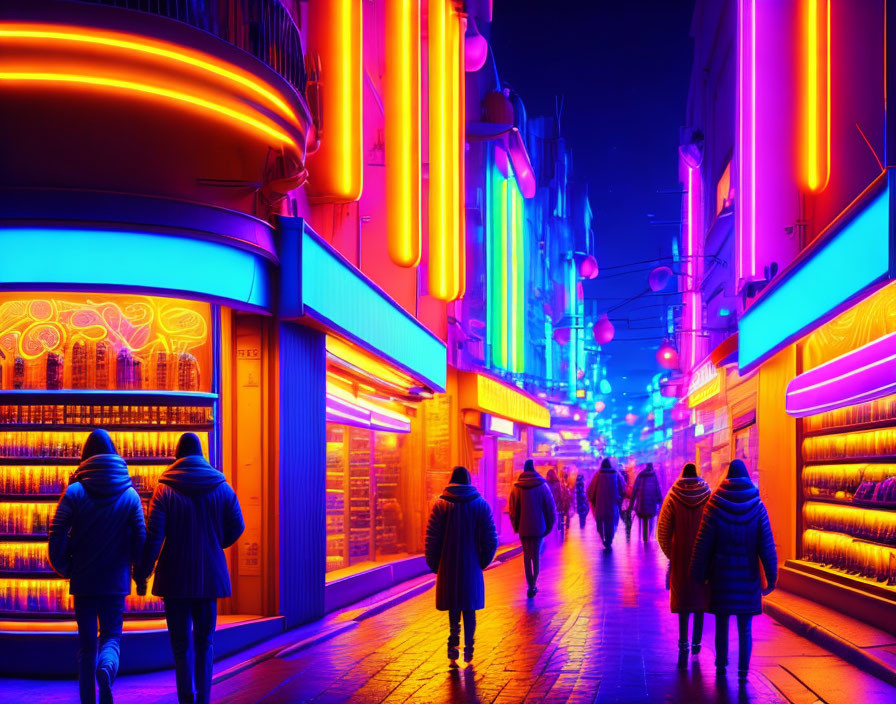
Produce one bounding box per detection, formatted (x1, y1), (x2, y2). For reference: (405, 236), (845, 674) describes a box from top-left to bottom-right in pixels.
(657, 341), (679, 369)
(599, 378), (612, 395)
(648, 266), (674, 292)
(464, 18), (489, 72)
(576, 368), (585, 380)
(625, 413), (638, 425)
(576, 281), (584, 301)
(553, 327), (571, 345)
(671, 405), (690, 422)
(593, 314), (614, 345)
(594, 401), (606, 413)
(579, 254), (599, 279)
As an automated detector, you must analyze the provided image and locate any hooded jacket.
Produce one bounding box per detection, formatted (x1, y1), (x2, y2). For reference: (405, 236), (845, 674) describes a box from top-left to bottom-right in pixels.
(657, 476), (711, 613)
(138, 438), (244, 599)
(575, 474), (589, 518)
(425, 483), (498, 611)
(48, 444), (145, 596)
(546, 469), (571, 515)
(586, 464), (627, 521)
(630, 466), (663, 518)
(689, 463), (777, 615)
(507, 468), (556, 538)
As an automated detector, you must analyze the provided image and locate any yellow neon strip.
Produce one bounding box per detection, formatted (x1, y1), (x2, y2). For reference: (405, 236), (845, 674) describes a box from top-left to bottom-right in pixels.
(428, 0), (451, 299)
(0, 72), (295, 146)
(454, 11), (466, 298)
(340, 0), (363, 200)
(802, 0), (829, 192)
(385, 0), (421, 267)
(509, 180), (518, 370)
(325, 336), (417, 390)
(0, 26), (298, 123)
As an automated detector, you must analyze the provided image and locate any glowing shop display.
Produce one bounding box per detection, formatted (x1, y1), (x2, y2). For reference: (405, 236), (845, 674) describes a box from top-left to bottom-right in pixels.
(306, 0), (363, 202)
(325, 387), (411, 434)
(687, 361), (721, 408)
(786, 332), (896, 417)
(800, 0), (830, 192)
(486, 415), (516, 437)
(738, 185), (890, 371)
(458, 371), (550, 429)
(736, 0), (757, 281)
(385, 0), (421, 267)
(428, 0), (465, 301)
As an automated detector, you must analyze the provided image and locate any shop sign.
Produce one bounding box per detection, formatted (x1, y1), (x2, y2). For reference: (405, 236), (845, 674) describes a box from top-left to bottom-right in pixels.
(485, 415), (516, 437)
(687, 362), (721, 408)
(459, 371), (551, 428)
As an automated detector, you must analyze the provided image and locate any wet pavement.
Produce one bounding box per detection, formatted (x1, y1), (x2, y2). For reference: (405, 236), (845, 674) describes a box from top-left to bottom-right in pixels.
(6, 520), (896, 702)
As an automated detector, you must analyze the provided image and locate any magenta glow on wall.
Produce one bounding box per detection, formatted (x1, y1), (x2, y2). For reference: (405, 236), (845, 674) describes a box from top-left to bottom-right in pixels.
(785, 332), (896, 417)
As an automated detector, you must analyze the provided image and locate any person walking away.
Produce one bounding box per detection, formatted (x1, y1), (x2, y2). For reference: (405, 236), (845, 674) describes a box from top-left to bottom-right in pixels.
(657, 463), (711, 668)
(586, 458), (627, 550)
(575, 472), (589, 529)
(48, 429), (145, 704)
(546, 468), (570, 536)
(630, 462), (662, 541)
(137, 433), (244, 704)
(690, 459), (777, 682)
(508, 459), (556, 597)
(425, 466), (498, 667)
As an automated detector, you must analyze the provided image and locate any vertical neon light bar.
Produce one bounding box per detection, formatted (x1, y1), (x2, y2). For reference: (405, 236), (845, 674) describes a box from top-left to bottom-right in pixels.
(455, 10), (467, 298)
(497, 177), (509, 368)
(487, 161), (509, 369)
(306, 0), (362, 202)
(686, 166), (699, 367)
(514, 182), (525, 373)
(509, 177), (519, 370)
(736, 0), (757, 282)
(385, 0), (421, 267)
(801, 0), (830, 192)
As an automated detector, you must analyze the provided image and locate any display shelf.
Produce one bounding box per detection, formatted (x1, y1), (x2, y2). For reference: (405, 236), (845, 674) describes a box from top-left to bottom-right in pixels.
(0, 457), (173, 465)
(0, 424), (214, 432)
(0, 494), (60, 502)
(0, 390), (217, 406)
(804, 419), (896, 438)
(804, 456), (896, 466)
(0, 534), (47, 541)
(786, 559), (896, 602)
(0, 571), (54, 579)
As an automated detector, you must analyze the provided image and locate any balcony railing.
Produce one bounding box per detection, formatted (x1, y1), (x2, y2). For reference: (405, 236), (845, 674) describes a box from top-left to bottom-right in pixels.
(71, 0), (306, 93)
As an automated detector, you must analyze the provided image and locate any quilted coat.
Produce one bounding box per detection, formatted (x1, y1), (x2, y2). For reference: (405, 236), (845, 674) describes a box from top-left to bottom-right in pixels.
(630, 466), (663, 518)
(690, 461), (778, 615)
(508, 467), (556, 538)
(575, 474), (589, 519)
(138, 435), (244, 598)
(657, 476), (711, 613)
(425, 483), (498, 611)
(546, 469), (571, 517)
(586, 464), (627, 521)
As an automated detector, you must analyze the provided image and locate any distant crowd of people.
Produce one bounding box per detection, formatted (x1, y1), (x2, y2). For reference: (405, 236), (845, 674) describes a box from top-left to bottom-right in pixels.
(424, 456), (777, 682)
(49, 429), (244, 704)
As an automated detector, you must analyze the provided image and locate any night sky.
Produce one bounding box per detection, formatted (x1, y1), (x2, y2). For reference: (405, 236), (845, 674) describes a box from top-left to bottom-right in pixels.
(490, 0), (694, 423)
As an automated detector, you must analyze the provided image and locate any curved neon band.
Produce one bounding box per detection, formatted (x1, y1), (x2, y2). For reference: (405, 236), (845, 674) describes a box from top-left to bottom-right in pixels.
(0, 26), (298, 123)
(0, 72), (296, 146)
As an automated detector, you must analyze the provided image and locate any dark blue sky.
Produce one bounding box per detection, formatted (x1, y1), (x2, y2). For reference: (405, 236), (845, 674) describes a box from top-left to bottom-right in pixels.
(490, 0), (694, 416)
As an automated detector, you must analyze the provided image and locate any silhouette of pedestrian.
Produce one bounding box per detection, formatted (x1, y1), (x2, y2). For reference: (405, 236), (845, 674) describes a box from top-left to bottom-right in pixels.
(657, 462), (710, 668)
(586, 458), (627, 550)
(690, 459), (777, 682)
(508, 459), (556, 597)
(574, 472), (589, 529)
(546, 468), (570, 536)
(425, 466), (498, 668)
(630, 462), (662, 541)
(137, 433), (244, 704)
(48, 429), (145, 704)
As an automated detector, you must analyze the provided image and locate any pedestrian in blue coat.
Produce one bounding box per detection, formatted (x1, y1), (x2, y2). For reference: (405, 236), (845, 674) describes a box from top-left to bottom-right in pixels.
(575, 473), (590, 529)
(690, 459), (777, 681)
(425, 466), (498, 667)
(48, 429), (145, 704)
(508, 460), (556, 598)
(138, 433), (244, 704)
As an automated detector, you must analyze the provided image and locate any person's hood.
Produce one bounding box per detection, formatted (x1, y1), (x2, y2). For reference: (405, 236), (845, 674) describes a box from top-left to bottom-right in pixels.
(70, 454), (132, 498)
(600, 465), (618, 474)
(441, 483), (481, 503)
(515, 470), (546, 489)
(705, 476), (761, 523)
(576, 474), (585, 485)
(638, 466), (656, 477)
(546, 470), (559, 484)
(670, 476), (711, 508)
(159, 455), (227, 495)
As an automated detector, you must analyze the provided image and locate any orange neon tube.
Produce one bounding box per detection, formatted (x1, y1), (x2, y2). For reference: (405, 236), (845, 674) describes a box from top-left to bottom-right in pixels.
(0, 72), (296, 146)
(801, 0), (830, 192)
(0, 25), (299, 124)
(454, 10), (467, 299)
(385, 0), (421, 267)
(306, 0), (363, 202)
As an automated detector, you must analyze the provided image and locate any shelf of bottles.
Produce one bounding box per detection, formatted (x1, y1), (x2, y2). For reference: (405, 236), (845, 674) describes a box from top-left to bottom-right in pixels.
(0, 293), (216, 617)
(800, 393), (896, 595)
(325, 425), (347, 572)
(373, 432), (405, 560)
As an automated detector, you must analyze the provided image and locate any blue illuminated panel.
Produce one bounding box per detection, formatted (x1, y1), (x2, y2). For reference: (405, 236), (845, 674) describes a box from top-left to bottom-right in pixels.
(739, 186), (890, 371)
(282, 219), (447, 391)
(0, 228), (270, 310)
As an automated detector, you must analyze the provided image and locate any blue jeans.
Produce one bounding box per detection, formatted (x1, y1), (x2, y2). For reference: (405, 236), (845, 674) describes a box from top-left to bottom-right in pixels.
(74, 595), (125, 704)
(164, 598), (217, 704)
(715, 614), (753, 672)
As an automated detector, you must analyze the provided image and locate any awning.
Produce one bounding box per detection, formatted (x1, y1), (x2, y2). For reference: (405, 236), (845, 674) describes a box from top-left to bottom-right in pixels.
(457, 371), (550, 428)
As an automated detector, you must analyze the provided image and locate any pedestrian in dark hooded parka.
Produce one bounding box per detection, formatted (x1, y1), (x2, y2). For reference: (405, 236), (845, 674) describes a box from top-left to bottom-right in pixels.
(49, 428), (146, 704)
(657, 462), (711, 667)
(508, 459), (556, 598)
(630, 462), (663, 541)
(137, 433), (245, 704)
(690, 459), (777, 680)
(575, 472), (590, 529)
(586, 458), (627, 550)
(425, 466), (498, 666)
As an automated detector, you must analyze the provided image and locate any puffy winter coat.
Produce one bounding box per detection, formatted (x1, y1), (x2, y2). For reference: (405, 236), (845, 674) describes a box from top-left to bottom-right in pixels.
(508, 470), (556, 538)
(48, 454), (145, 596)
(138, 456), (244, 598)
(575, 474), (589, 518)
(689, 476), (778, 615)
(546, 469), (571, 516)
(631, 467), (663, 518)
(657, 477), (711, 613)
(586, 467), (627, 520)
(425, 484), (498, 611)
